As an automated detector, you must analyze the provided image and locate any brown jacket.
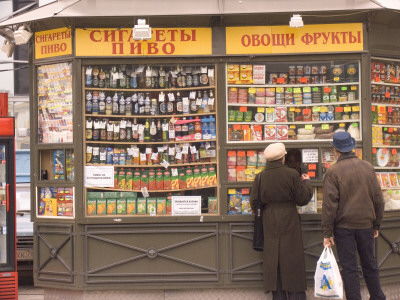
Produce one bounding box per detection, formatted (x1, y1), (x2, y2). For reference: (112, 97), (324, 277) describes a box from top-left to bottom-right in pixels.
(250, 161), (313, 293)
(322, 152), (385, 238)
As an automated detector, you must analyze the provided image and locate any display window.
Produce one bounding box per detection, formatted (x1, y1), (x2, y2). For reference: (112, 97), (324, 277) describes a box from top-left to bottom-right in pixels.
(82, 64), (218, 217)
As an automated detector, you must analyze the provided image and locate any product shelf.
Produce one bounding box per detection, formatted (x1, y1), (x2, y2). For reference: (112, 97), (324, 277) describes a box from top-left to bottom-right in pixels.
(372, 124), (400, 128)
(226, 82), (359, 88)
(87, 185), (218, 193)
(86, 139), (217, 145)
(227, 120), (360, 125)
(371, 103), (400, 107)
(84, 86), (216, 92)
(227, 101), (360, 108)
(371, 82), (400, 87)
(84, 112), (216, 118)
(85, 162), (217, 168)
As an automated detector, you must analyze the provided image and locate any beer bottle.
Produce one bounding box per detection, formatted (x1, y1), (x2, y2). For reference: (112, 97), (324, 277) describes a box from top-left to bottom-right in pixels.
(169, 119), (175, 141)
(138, 93), (145, 115)
(167, 93), (175, 114)
(92, 67), (99, 87)
(110, 66), (118, 88)
(145, 66), (152, 88)
(99, 68), (106, 88)
(119, 95), (126, 115)
(85, 92), (93, 114)
(159, 92), (166, 115)
(112, 93), (119, 115)
(176, 92), (183, 114)
(162, 119), (169, 142)
(98, 92), (106, 115)
(159, 67), (166, 88)
(181, 117), (188, 138)
(150, 119), (157, 142)
(105, 96), (112, 115)
(186, 67), (193, 87)
(144, 119), (150, 141)
(132, 118), (139, 142)
(125, 97), (132, 116)
(156, 119), (162, 142)
(126, 119), (132, 141)
(144, 93), (151, 115)
(132, 93), (138, 114)
(119, 119), (127, 141)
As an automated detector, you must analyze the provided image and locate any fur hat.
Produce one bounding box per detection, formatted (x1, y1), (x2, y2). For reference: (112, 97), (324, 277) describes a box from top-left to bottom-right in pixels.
(264, 143), (287, 161)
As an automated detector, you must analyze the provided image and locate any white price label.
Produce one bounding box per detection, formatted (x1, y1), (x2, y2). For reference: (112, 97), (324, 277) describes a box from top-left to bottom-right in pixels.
(182, 146), (189, 154)
(161, 159), (170, 169)
(171, 168), (178, 177)
(132, 148), (139, 157)
(141, 187), (149, 198)
(175, 152), (182, 160)
(151, 152), (158, 160)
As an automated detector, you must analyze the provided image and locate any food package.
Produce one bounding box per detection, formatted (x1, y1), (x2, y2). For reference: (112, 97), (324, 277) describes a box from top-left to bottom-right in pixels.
(277, 125), (288, 140)
(227, 65), (240, 84)
(264, 125), (276, 140)
(253, 65), (266, 84)
(314, 125), (334, 134)
(298, 127), (315, 135)
(275, 107), (287, 122)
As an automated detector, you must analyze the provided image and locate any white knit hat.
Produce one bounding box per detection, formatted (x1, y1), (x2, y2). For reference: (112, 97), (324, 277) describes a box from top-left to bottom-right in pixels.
(264, 143), (287, 161)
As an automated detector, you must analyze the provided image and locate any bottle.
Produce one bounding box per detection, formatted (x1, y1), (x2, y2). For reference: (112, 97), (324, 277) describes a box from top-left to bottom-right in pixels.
(205, 142), (211, 162)
(182, 96), (190, 114)
(168, 145), (175, 163)
(106, 121), (114, 141)
(208, 115), (216, 139)
(98, 92), (106, 115)
(188, 117), (195, 136)
(85, 92), (93, 114)
(181, 117), (188, 138)
(112, 93), (119, 115)
(199, 142), (207, 162)
(105, 69), (110, 88)
(175, 118), (182, 139)
(152, 68), (159, 89)
(105, 96), (112, 115)
(86, 118), (93, 140)
(150, 98), (158, 116)
(100, 118), (107, 140)
(196, 91), (203, 113)
(186, 67), (193, 87)
(119, 119), (127, 141)
(144, 93), (151, 115)
(159, 92), (166, 115)
(159, 67), (166, 88)
(194, 116), (202, 139)
(177, 66), (186, 88)
(130, 70), (137, 88)
(92, 93), (99, 115)
(202, 117), (209, 140)
(144, 119), (150, 141)
(169, 119), (175, 141)
(150, 119), (157, 142)
(202, 90), (209, 113)
(190, 93), (197, 113)
(125, 97), (132, 116)
(208, 90), (215, 112)
(145, 66), (152, 88)
(132, 93), (138, 114)
(85, 66), (93, 87)
(93, 69), (100, 87)
(192, 67), (200, 86)
(126, 119), (132, 141)
(162, 119), (169, 142)
(132, 118), (139, 142)
(118, 66), (126, 88)
(200, 66), (209, 86)
(138, 93), (145, 115)
(167, 93), (175, 114)
(176, 92), (183, 114)
(119, 95), (126, 115)
(113, 122), (120, 141)
(110, 66), (118, 88)
(156, 119), (162, 142)
(93, 118), (100, 141)
(99, 68), (106, 88)
(138, 123), (145, 142)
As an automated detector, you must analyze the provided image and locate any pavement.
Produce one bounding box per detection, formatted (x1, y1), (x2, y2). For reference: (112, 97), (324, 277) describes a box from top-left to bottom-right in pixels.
(18, 285), (44, 300)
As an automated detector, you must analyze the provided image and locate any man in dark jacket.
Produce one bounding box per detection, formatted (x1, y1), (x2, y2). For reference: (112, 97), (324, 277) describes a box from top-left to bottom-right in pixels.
(322, 131), (386, 300)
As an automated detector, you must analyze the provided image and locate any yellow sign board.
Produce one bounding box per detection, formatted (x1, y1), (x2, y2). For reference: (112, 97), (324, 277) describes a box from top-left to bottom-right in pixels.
(75, 28), (212, 56)
(226, 23), (363, 54)
(35, 27), (72, 59)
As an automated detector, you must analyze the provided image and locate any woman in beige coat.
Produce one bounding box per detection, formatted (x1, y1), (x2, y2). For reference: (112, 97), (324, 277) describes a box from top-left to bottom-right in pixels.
(250, 143), (313, 300)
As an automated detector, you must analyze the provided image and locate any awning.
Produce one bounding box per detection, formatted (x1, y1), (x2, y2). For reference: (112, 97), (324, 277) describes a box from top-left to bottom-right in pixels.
(0, 0), (386, 28)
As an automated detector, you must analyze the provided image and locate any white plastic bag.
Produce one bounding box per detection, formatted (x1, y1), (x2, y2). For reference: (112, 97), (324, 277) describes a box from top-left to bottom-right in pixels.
(314, 246), (343, 299)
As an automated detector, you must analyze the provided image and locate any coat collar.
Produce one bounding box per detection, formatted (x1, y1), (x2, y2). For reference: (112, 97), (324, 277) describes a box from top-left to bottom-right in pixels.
(337, 151), (357, 162)
(266, 160), (285, 169)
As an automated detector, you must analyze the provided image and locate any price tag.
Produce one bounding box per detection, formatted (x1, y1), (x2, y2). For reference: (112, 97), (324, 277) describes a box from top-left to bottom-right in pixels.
(303, 87), (311, 93)
(182, 145), (189, 154)
(151, 152), (158, 160)
(394, 78), (399, 83)
(169, 147), (175, 155)
(228, 151), (236, 156)
(190, 146), (197, 153)
(335, 107), (344, 112)
(305, 124), (313, 130)
(308, 171), (316, 177)
(375, 77), (381, 82)
(175, 152), (182, 160)
(276, 87), (284, 93)
(159, 92), (165, 102)
(277, 78), (285, 84)
(157, 147), (164, 153)
(308, 164), (317, 170)
(257, 107), (265, 113)
(372, 148), (377, 154)
(303, 108), (311, 114)
(239, 106), (247, 112)
(388, 127), (394, 133)
(344, 106), (352, 113)
(392, 149), (397, 154)
(228, 189), (236, 194)
(196, 98), (202, 106)
(267, 108), (274, 113)
(312, 87), (319, 92)
(321, 124), (330, 130)
(245, 168), (252, 175)
(208, 98), (214, 106)
(341, 86), (348, 91)
(161, 159), (170, 169)
(289, 107), (296, 111)
(371, 106), (376, 112)
(352, 106), (360, 112)
(146, 148), (153, 154)
(312, 106), (320, 112)
(171, 168), (178, 177)
(189, 91), (196, 99)
(386, 92), (391, 98)
(324, 87), (331, 93)
(247, 151), (255, 156)
(352, 122), (358, 127)
(320, 107), (328, 113)
(351, 86), (357, 90)
(388, 106), (393, 113)
(299, 77), (307, 83)
(141, 187), (149, 198)
(334, 76), (340, 82)
(131, 148), (139, 157)
(379, 106), (386, 113)
(293, 88), (302, 93)
(290, 125), (296, 129)
(249, 88), (256, 93)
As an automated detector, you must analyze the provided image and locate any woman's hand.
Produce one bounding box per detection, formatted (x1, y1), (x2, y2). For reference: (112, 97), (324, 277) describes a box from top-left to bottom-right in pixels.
(301, 174), (310, 181)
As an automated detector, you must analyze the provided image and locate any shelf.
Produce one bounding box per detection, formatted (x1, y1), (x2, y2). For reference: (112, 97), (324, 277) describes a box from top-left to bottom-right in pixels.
(86, 185), (218, 193)
(227, 139), (362, 144)
(228, 120), (360, 125)
(86, 161), (217, 168)
(227, 101), (360, 108)
(381, 187), (400, 190)
(371, 82), (400, 87)
(372, 145), (400, 148)
(374, 167), (400, 170)
(84, 86), (216, 92)
(85, 112), (216, 118)
(372, 124), (400, 128)
(86, 139), (217, 145)
(371, 103), (400, 107)
(227, 82), (359, 88)
(86, 213), (220, 218)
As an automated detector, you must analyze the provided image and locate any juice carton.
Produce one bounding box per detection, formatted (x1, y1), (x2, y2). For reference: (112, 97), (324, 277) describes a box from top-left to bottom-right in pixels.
(126, 198), (136, 215)
(87, 199), (97, 216)
(178, 169), (187, 189)
(155, 170), (164, 190)
(185, 167), (194, 188)
(114, 168), (118, 188)
(117, 199), (127, 215)
(171, 168), (179, 190)
(163, 170), (171, 190)
(97, 199), (106, 215)
(125, 168), (133, 190)
(140, 170), (148, 189)
(148, 170), (156, 190)
(157, 198), (167, 215)
(200, 165), (209, 187)
(208, 197), (218, 214)
(136, 198), (147, 215)
(193, 166), (201, 188)
(146, 198), (157, 215)
(208, 165), (217, 186)
(118, 169), (126, 190)
(133, 169), (141, 190)
(106, 198), (116, 214)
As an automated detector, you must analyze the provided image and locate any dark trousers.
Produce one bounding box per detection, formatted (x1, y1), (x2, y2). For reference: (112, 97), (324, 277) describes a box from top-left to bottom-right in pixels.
(272, 265), (306, 300)
(334, 227), (386, 300)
